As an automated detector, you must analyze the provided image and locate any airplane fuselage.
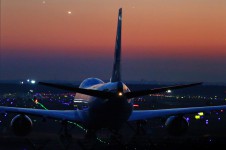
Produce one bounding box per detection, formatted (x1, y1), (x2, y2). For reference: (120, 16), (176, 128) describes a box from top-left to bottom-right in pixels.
(75, 78), (133, 131)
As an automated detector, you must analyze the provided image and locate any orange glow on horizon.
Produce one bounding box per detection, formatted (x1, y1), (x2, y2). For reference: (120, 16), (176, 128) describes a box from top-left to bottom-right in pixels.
(2, 0), (226, 59)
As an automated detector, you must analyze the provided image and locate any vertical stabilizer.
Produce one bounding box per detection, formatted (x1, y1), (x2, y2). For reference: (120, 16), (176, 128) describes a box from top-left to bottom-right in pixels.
(111, 8), (122, 82)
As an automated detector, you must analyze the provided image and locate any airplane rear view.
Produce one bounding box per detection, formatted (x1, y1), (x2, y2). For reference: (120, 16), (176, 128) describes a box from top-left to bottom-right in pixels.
(1, 8), (226, 139)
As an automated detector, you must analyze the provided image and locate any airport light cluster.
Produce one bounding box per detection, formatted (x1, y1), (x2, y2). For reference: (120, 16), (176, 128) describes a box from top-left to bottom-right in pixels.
(27, 79), (36, 84)
(20, 79), (36, 85)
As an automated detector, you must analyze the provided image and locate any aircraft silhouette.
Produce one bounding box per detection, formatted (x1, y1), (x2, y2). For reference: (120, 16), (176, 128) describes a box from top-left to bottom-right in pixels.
(1, 8), (225, 138)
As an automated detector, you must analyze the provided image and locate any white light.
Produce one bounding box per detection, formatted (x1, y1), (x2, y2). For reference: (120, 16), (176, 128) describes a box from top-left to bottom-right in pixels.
(27, 79), (30, 82)
(67, 11), (72, 15)
(31, 80), (36, 84)
(166, 90), (172, 93)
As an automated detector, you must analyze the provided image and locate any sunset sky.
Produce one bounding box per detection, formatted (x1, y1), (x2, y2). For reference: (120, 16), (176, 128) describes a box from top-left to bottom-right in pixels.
(0, 0), (226, 83)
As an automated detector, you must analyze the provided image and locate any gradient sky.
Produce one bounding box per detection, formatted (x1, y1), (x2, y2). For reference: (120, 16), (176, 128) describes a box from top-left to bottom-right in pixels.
(0, 0), (226, 83)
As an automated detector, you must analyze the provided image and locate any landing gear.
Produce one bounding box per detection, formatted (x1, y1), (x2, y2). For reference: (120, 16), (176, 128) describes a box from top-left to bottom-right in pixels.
(126, 120), (148, 136)
(77, 129), (98, 150)
(85, 129), (97, 139)
(58, 121), (73, 149)
(136, 120), (147, 135)
(108, 129), (125, 147)
(59, 121), (72, 139)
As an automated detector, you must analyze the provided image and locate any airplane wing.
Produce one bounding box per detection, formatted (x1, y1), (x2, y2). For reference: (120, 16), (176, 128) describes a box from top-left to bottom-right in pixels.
(0, 106), (83, 122)
(128, 105), (226, 121)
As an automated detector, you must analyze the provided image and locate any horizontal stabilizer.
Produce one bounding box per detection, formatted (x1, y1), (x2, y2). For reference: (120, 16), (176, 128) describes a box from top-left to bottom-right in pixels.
(125, 82), (202, 99)
(39, 82), (115, 99)
(40, 82), (202, 100)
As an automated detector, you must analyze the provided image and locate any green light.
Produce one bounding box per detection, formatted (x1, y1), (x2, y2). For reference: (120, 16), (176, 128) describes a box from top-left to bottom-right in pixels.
(37, 102), (48, 110)
(67, 121), (87, 131)
(97, 137), (109, 144)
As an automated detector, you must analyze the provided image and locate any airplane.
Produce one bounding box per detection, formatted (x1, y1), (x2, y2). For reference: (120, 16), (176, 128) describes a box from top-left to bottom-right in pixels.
(1, 8), (226, 139)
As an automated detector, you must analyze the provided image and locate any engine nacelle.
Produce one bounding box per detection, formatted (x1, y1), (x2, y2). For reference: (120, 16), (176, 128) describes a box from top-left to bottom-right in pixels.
(165, 116), (189, 136)
(10, 114), (33, 136)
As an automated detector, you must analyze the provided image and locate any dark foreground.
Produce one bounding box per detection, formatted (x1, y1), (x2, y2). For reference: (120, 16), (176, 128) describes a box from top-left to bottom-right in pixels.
(1, 132), (226, 150)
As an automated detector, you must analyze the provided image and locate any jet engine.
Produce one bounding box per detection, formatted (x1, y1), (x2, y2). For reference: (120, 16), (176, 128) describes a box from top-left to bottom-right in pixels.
(10, 114), (33, 136)
(165, 116), (189, 136)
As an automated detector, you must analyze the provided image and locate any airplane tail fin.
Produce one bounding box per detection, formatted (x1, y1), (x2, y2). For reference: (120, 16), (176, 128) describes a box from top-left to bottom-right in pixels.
(111, 8), (122, 82)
